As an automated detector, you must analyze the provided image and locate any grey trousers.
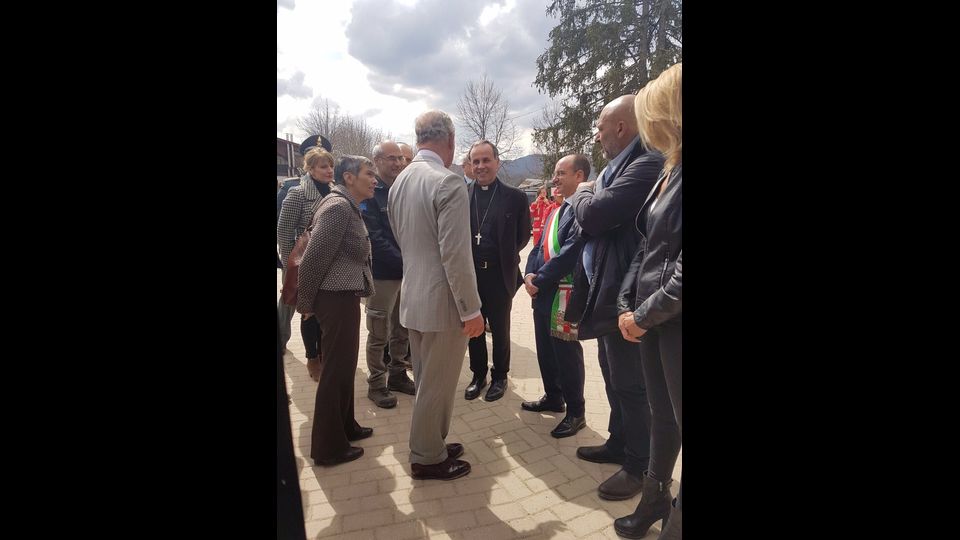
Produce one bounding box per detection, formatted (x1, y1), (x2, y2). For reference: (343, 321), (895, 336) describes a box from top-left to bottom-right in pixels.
(408, 327), (468, 465)
(364, 279), (410, 389)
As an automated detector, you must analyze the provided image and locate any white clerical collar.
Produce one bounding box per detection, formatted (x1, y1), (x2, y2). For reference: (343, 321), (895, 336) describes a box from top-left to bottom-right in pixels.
(478, 178), (499, 190)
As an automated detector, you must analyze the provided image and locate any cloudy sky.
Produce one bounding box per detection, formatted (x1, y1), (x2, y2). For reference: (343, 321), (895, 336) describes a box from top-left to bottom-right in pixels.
(277, 0), (560, 157)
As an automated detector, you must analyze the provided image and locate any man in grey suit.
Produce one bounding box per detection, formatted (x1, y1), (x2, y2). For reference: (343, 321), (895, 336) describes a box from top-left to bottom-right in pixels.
(388, 110), (485, 481)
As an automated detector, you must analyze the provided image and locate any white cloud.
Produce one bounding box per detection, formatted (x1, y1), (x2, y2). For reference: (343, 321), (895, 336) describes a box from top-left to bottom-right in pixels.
(277, 0), (559, 154)
(479, 0), (515, 26)
(277, 71), (313, 99)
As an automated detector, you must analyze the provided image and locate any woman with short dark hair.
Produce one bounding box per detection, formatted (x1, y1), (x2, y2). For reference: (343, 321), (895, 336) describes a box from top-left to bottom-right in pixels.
(297, 155), (378, 466)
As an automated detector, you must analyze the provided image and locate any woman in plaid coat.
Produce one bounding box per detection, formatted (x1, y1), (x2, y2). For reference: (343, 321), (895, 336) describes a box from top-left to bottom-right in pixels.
(296, 155), (378, 467)
(278, 147), (333, 380)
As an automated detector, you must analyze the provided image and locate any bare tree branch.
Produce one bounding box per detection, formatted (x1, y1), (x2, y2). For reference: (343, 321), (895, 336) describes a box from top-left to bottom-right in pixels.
(295, 97), (388, 159)
(456, 74), (521, 159)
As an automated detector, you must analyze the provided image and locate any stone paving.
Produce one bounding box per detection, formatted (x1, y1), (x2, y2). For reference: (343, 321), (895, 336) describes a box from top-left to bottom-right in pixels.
(280, 243), (681, 539)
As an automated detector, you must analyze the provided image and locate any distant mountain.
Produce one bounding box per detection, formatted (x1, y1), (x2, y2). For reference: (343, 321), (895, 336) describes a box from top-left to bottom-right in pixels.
(498, 154), (545, 186)
(449, 154), (546, 187)
(448, 152), (600, 185)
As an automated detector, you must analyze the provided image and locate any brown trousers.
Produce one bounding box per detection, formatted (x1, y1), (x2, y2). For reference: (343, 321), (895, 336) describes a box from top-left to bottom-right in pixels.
(310, 290), (362, 462)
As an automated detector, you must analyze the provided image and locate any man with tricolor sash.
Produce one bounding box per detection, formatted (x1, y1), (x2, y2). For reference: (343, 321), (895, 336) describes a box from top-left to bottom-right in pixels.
(521, 154), (591, 439)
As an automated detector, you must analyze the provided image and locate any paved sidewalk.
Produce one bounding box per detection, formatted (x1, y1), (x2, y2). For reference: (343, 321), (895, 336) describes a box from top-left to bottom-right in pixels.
(280, 243), (681, 539)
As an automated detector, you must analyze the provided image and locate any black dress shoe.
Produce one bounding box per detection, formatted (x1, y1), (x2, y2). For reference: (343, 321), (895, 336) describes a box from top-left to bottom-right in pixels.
(598, 468), (644, 500)
(347, 426), (374, 441)
(465, 376), (487, 400)
(314, 446), (364, 467)
(484, 379), (507, 401)
(521, 395), (566, 413)
(446, 443), (464, 460)
(550, 415), (586, 438)
(576, 444), (626, 465)
(411, 456), (472, 480)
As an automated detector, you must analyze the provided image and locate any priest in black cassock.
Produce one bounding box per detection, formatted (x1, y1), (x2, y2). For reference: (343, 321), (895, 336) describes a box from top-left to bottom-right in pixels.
(464, 140), (531, 402)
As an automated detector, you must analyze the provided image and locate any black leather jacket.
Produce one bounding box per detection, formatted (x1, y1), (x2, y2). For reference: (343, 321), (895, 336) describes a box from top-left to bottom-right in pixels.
(617, 163), (682, 329)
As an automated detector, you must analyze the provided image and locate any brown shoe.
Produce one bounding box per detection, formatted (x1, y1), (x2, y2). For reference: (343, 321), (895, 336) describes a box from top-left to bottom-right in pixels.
(411, 456), (471, 480)
(306, 356), (321, 382)
(388, 371), (416, 395)
(446, 443), (464, 459)
(368, 388), (398, 409)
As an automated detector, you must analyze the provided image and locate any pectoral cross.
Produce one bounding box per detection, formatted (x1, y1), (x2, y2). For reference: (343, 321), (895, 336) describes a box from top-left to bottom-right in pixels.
(474, 232), (482, 245)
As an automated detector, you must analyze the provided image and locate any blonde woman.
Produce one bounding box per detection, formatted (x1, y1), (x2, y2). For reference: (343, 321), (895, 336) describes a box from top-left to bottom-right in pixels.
(614, 62), (682, 540)
(278, 147), (334, 380)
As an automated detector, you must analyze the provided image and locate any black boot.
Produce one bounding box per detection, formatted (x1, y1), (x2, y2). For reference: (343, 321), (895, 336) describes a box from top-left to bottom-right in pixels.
(657, 497), (680, 540)
(613, 472), (673, 539)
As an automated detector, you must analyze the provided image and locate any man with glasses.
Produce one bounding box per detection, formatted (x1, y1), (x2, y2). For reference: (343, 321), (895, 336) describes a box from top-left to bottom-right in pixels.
(361, 141), (417, 408)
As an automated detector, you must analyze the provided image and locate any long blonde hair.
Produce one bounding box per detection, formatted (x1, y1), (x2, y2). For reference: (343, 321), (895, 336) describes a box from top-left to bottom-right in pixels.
(635, 63), (682, 174)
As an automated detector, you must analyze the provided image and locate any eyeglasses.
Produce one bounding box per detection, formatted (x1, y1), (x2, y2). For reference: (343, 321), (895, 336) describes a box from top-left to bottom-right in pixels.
(379, 155), (403, 163)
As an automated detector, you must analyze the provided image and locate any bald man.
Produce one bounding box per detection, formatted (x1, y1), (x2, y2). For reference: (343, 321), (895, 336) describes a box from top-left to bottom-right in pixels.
(563, 95), (665, 501)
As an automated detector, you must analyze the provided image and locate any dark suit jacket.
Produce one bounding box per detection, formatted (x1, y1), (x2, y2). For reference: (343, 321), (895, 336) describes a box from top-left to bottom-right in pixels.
(468, 178), (532, 297)
(360, 177), (403, 280)
(564, 140), (665, 339)
(524, 203), (585, 314)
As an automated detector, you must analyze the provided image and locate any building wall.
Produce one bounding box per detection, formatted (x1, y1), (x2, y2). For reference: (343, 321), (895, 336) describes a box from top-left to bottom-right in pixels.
(277, 138), (303, 178)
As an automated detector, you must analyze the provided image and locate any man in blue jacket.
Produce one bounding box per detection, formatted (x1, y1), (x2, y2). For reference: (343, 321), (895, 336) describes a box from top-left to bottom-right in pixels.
(361, 141), (416, 409)
(522, 154), (591, 438)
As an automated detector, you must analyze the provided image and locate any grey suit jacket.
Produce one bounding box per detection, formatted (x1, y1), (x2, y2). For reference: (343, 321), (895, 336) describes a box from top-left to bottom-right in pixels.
(388, 153), (482, 332)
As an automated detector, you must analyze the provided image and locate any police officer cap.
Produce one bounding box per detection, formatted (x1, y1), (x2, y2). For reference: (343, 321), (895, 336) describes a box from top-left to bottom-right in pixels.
(300, 134), (332, 155)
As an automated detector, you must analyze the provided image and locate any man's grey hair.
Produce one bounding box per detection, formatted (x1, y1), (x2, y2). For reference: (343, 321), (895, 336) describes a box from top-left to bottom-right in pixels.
(415, 110), (455, 145)
(372, 143), (385, 159)
(334, 155), (374, 185)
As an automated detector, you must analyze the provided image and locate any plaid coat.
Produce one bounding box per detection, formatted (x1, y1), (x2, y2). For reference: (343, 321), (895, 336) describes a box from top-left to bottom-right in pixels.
(277, 173), (330, 268)
(296, 184), (374, 315)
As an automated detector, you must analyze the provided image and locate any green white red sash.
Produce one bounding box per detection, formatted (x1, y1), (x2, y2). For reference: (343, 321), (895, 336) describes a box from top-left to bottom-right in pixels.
(543, 206), (578, 341)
